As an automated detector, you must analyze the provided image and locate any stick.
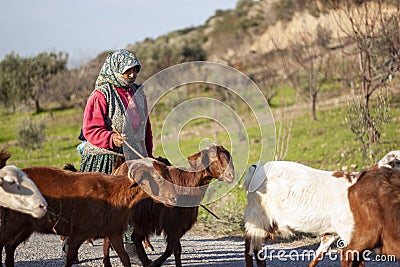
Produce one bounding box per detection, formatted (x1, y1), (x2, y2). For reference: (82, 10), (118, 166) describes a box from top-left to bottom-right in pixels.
(200, 203), (220, 220)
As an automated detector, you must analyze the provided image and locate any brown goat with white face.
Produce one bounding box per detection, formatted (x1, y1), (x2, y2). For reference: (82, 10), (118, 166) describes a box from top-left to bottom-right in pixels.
(103, 144), (235, 267)
(341, 167), (400, 267)
(0, 163), (177, 267)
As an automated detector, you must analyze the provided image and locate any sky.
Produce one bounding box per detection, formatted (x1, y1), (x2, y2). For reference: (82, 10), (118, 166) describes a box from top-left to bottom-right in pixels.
(0, 0), (238, 68)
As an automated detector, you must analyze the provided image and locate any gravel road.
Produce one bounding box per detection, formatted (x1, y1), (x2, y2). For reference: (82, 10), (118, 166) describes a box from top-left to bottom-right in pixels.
(4, 233), (399, 266)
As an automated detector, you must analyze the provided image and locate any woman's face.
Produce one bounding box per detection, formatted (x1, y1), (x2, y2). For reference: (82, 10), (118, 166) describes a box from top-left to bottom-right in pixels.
(122, 66), (139, 84)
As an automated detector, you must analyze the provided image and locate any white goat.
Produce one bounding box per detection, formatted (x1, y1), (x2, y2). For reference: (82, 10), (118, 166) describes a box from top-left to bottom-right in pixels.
(0, 165), (47, 218)
(244, 152), (400, 267)
(244, 161), (357, 267)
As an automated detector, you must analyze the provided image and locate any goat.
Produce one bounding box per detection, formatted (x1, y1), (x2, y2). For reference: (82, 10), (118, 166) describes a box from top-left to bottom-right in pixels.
(103, 144), (235, 267)
(244, 161), (358, 267)
(0, 165), (48, 219)
(61, 157), (171, 252)
(244, 154), (400, 267)
(377, 150), (400, 169)
(0, 150), (47, 218)
(341, 167), (400, 267)
(0, 160), (177, 267)
(362, 150), (400, 171)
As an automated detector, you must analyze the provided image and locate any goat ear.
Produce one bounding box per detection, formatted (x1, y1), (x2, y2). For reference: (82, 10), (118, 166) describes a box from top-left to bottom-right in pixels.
(207, 145), (218, 162)
(188, 145), (218, 170)
(152, 161), (168, 175)
(188, 152), (203, 170)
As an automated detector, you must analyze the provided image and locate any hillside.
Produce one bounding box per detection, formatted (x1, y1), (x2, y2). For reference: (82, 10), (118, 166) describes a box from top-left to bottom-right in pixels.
(72, 1), (400, 96)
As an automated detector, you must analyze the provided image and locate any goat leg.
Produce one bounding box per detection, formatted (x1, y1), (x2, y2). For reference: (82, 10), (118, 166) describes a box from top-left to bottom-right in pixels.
(4, 244), (16, 267)
(63, 235), (85, 267)
(132, 233), (152, 266)
(0, 232), (5, 265)
(309, 234), (337, 267)
(102, 237), (112, 267)
(150, 242), (175, 267)
(244, 234), (254, 267)
(254, 251), (266, 267)
(173, 241), (182, 267)
(4, 228), (32, 267)
(341, 249), (366, 267)
(108, 233), (131, 267)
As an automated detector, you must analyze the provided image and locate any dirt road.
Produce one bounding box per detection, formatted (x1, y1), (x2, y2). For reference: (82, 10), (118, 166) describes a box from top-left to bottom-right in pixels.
(4, 233), (399, 266)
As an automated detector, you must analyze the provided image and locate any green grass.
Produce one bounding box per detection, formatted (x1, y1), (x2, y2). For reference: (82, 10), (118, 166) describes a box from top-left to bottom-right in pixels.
(286, 107), (400, 171)
(0, 108), (83, 168)
(269, 86), (297, 108)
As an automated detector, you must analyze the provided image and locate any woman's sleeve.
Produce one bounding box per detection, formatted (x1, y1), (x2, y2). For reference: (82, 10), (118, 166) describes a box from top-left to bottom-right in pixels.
(82, 91), (115, 149)
(144, 96), (154, 158)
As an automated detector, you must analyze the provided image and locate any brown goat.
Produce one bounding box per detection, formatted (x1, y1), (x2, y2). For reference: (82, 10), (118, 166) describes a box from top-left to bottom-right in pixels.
(0, 150), (11, 168)
(0, 163), (177, 267)
(103, 144), (235, 267)
(341, 167), (400, 267)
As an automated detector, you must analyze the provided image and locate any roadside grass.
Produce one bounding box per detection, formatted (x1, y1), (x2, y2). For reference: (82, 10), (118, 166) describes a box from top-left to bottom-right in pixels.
(286, 105), (400, 171)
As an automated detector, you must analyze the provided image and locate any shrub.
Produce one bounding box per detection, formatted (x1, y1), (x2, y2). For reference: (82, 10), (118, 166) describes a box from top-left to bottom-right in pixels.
(16, 117), (46, 153)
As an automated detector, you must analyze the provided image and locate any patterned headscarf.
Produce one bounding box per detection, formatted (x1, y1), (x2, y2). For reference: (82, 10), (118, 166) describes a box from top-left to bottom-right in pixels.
(95, 49), (141, 89)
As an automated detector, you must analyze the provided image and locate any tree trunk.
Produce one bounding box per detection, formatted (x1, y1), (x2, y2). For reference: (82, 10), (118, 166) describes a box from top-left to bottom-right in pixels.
(310, 67), (317, 121)
(35, 99), (41, 113)
(311, 95), (317, 121)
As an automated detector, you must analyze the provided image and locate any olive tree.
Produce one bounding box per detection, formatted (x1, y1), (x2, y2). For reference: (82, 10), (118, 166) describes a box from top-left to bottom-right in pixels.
(27, 52), (68, 113)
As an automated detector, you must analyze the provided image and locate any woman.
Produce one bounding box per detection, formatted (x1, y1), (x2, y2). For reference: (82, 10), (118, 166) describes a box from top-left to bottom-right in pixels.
(66, 49), (152, 264)
(80, 48), (153, 172)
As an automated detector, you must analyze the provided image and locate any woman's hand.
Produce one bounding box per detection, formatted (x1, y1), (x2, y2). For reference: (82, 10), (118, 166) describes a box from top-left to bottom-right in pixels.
(112, 132), (126, 147)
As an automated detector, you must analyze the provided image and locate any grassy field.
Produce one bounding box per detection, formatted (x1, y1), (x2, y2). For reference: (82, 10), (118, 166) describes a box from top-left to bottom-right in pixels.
(1, 93), (399, 236)
(0, 108), (83, 167)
